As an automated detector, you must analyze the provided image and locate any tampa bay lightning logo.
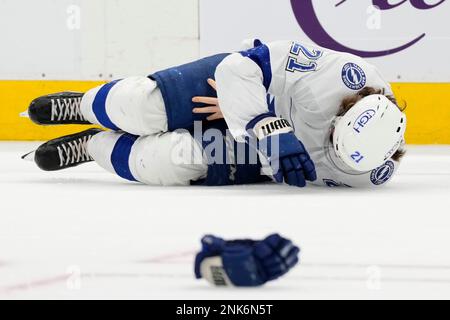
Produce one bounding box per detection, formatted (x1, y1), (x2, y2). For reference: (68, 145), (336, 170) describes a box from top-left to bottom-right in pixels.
(370, 160), (395, 185)
(342, 63), (367, 90)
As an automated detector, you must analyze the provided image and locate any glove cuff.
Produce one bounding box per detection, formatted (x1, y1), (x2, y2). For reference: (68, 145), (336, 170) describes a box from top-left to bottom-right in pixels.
(194, 235), (226, 279)
(247, 114), (294, 140)
(198, 256), (234, 286)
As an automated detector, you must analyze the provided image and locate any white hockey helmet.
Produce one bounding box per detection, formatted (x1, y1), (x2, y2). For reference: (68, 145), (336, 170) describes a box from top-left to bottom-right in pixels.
(332, 94), (406, 172)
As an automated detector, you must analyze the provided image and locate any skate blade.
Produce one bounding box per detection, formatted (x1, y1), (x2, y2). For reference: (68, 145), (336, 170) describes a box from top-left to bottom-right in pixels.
(19, 110), (29, 118)
(21, 150), (36, 162)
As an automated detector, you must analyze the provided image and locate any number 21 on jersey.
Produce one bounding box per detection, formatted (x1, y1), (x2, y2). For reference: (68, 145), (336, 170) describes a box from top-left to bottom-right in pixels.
(286, 42), (322, 73)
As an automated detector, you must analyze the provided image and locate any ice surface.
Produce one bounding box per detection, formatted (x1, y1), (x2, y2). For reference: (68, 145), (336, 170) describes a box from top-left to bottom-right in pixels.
(0, 142), (449, 299)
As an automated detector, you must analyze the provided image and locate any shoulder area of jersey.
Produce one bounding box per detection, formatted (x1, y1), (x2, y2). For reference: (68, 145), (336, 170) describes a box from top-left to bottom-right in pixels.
(330, 50), (378, 70)
(332, 94), (407, 172)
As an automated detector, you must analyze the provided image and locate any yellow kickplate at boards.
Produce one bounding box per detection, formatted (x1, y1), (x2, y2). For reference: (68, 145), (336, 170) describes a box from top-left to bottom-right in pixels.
(0, 80), (105, 141)
(391, 83), (450, 145)
(0, 80), (449, 143)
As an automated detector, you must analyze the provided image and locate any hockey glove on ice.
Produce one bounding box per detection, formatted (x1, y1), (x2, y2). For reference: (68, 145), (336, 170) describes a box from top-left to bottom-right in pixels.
(195, 234), (300, 287)
(247, 115), (317, 187)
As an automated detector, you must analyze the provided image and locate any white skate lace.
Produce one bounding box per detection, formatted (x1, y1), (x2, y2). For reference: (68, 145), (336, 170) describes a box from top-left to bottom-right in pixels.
(57, 136), (93, 167)
(51, 97), (86, 122)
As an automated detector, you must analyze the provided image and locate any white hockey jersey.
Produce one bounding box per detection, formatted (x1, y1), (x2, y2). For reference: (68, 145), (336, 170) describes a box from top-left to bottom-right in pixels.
(215, 40), (399, 188)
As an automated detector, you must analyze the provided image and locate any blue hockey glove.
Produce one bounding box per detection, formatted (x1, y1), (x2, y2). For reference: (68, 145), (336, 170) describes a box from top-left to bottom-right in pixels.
(195, 234), (300, 287)
(247, 115), (317, 187)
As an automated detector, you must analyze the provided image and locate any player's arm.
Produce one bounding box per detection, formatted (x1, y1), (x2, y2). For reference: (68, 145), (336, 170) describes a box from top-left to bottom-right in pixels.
(215, 53), (269, 138)
(214, 47), (316, 187)
(192, 39), (269, 122)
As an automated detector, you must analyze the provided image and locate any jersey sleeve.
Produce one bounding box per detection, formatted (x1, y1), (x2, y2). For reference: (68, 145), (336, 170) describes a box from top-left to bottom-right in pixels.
(215, 40), (296, 141)
(215, 53), (269, 140)
(215, 40), (326, 141)
(343, 159), (400, 188)
(366, 159), (400, 187)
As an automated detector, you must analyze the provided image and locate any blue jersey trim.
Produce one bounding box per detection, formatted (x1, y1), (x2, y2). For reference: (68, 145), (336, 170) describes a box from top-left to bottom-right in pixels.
(267, 95), (275, 114)
(240, 44), (272, 91)
(111, 133), (138, 182)
(92, 80), (121, 130)
(253, 39), (263, 47)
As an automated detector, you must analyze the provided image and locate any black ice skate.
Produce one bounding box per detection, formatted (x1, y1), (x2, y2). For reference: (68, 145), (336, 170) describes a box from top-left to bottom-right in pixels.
(22, 129), (103, 171)
(26, 92), (91, 125)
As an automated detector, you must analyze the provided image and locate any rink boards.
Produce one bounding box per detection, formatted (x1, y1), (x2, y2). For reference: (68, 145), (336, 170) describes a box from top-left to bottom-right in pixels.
(0, 80), (449, 144)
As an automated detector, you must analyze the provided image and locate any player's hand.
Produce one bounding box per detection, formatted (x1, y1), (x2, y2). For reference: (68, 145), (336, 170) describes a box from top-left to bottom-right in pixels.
(267, 134), (317, 187)
(192, 79), (224, 121)
(250, 116), (317, 187)
(195, 234), (300, 287)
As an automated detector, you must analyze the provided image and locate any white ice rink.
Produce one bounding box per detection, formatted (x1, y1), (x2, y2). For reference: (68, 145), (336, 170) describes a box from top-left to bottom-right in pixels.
(0, 142), (449, 300)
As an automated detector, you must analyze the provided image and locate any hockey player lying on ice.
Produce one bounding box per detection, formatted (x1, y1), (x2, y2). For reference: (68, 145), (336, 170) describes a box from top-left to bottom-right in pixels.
(25, 39), (407, 188)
